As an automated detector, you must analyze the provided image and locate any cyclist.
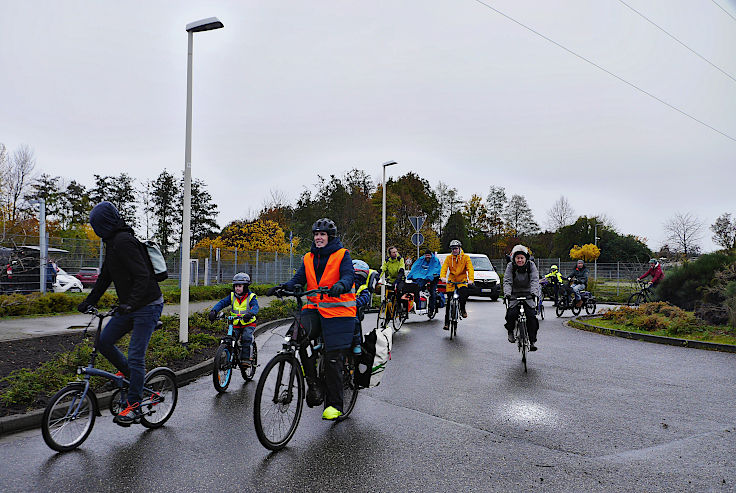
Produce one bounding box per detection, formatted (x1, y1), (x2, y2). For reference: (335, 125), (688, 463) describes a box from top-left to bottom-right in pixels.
(352, 259), (378, 355)
(406, 249), (441, 313)
(76, 201), (164, 427)
(381, 246), (406, 308)
(440, 239), (474, 330)
(208, 273), (259, 368)
(267, 218), (355, 421)
(569, 259), (589, 307)
(638, 258), (664, 288)
(544, 265), (564, 306)
(503, 244), (540, 350)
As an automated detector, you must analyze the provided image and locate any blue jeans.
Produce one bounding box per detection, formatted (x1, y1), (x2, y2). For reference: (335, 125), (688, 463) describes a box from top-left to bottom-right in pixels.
(233, 324), (255, 360)
(571, 283), (585, 301)
(97, 303), (163, 405)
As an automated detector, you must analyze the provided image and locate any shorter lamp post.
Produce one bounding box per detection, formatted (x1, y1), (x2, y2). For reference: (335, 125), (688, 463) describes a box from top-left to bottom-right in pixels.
(29, 199), (47, 293)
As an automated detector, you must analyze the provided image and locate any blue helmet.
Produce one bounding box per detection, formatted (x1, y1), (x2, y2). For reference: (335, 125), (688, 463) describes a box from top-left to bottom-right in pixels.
(352, 259), (369, 272)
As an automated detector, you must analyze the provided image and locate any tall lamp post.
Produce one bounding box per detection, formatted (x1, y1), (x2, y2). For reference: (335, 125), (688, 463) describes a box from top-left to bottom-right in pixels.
(380, 161), (397, 302)
(180, 17), (224, 344)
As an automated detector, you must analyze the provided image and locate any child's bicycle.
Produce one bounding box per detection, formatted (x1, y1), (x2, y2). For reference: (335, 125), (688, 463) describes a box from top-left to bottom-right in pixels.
(42, 307), (178, 452)
(253, 285), (360, 451)
(212, 314), (258, 393)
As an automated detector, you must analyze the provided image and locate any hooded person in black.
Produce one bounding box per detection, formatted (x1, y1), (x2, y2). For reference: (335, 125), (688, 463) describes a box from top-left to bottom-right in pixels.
(78, 201), (164, 427)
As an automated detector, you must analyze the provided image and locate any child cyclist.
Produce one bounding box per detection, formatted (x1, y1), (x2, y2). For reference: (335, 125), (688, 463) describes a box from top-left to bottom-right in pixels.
(351, 259), (378, 355)
(208, 273), (259, 368)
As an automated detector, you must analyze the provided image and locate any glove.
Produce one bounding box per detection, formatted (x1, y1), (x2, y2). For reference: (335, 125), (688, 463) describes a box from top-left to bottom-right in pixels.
(266, 285), (282, 296)
(77, 300), (92, 313)
(328, 283), (346, 297)
(117, 304), (133, 315)
(208, 310), (217, 322)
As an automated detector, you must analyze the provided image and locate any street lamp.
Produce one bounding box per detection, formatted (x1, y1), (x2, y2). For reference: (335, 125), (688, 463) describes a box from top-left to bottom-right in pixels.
(28, 199), (47, 293)
(381, 160), (397, 302)
(180, 17), (224, 344)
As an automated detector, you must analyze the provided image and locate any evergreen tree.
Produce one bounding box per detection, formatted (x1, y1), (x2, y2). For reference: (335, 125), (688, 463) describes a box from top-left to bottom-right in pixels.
(25, 173), (63, 223)
(63, 180), (91, 227)
(149, 170), (180, 254)
(89, 173), (138, 228)
(503, 194), (539, 237)
(178, 177), (219, 246)
(440, 212), (468, 251)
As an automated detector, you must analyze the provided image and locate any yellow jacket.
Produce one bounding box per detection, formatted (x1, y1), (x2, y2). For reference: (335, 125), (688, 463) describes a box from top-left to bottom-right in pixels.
(440, 250), (474, 291)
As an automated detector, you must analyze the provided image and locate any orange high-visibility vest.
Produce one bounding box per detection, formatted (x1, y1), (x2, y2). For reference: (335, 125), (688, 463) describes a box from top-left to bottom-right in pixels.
(303, 248), (357, 318)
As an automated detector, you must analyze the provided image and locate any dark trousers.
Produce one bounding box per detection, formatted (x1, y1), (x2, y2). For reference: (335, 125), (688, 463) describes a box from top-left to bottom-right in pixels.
(232, 324), (256, 360)
(297, 310), (345, 412)
(97, 303), (163, 404)
(445, 286), (469, 324)
(504, 303), (539, 342)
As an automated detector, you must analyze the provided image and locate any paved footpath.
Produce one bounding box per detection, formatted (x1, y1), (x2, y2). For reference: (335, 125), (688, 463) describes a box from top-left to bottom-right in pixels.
(0, 296), (277, 341)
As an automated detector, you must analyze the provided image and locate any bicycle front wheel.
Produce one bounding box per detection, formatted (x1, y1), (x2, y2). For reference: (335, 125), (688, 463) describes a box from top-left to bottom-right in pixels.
(518, 321), (528, 373)
(254, 353), (304, 451)
(339, 355), (360, 419)
(212, 344), (232, 393)
(376, 300), (388, 330)
(627, 292), (644, 307)
(140, 367), (178, 429)
(392, 304), (405, 332)
(42, 384), (96, 452)
(571, 303), (582, 316)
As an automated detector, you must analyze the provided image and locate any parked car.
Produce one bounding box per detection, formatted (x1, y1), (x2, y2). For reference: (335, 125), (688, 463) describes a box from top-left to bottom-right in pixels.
(0, 245), (72, 293)
(436, 252), (501, 301)
(53, 267), (84, 293)
(75, 267), (100, 287)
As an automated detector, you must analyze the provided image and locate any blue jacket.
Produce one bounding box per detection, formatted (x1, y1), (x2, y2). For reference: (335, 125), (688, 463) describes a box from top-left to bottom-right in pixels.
(407, 255), (441, 281)
(212, 291), (259, 317)
(284, 237), (355, 350)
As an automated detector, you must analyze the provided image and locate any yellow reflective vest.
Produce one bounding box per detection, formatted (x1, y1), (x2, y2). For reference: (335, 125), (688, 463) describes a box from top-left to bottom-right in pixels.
(230, 292), (256, 325)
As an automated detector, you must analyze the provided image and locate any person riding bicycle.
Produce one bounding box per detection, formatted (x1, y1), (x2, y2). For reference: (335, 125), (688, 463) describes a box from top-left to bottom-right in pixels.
(568, 259), (589, 307)
(638, 258), (664, 288)
(503, 244), (540, 351)
(208, 273), (259, 368)
(406, 249), (441, 313)
(76, 201), (164, 427)
(352, 259), (378, 355)
(440, 239), (474, 330)
(544, 264), (564, 306)
(267, 218), (355, 421)
(381, 246), (407, 308)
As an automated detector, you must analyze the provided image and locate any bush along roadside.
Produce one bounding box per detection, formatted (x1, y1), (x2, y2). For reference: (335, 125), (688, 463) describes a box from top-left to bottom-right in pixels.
(595, 302), (736, 344)
(0, 283), (277, 318)
(0, 298), (295, 413)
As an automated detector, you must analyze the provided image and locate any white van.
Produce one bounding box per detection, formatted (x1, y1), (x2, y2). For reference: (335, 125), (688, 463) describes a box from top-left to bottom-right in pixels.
(436, 252), (501, 301)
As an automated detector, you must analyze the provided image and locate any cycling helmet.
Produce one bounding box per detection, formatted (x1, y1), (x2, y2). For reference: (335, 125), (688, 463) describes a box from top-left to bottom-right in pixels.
(510, 244), (529, 259)
(312, 218), (337, 238)
(550, 265), (558, 271)
(449, 239), (462, 249)
(649, 258), (657, 264)
(352, 259), (369, 272)
(232, 272), (250, 287)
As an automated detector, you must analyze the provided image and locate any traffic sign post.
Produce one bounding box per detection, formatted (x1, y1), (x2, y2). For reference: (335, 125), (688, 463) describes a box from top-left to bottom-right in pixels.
(409, 216), (427, 260)
(411, 232), (424, 260)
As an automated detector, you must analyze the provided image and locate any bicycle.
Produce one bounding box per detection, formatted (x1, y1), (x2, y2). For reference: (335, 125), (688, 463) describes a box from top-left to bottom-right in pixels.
(445, 281), (465, 340)
(536, 295), (545, 320)
(253, 286), (359, 451)
(555, 279), (582, 317)
(376, 283), (401, 332)
(42, 307), (178, 452)
(212, 314), (258, 393)
(627, 280), (655, 307)
(505, 295), (535, 373)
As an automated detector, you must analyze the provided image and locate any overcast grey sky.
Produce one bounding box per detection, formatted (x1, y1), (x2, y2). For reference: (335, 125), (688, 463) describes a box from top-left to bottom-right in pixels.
(1, 0), (735, 253)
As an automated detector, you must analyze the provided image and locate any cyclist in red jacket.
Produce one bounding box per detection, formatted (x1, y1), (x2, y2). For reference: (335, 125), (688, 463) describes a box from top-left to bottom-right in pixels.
(638, 258), (664, 287)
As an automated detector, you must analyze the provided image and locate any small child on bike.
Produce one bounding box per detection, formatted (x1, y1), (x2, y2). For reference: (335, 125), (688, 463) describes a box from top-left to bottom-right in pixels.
(209, 273), (259, 368)
(352, 259), (378, 355)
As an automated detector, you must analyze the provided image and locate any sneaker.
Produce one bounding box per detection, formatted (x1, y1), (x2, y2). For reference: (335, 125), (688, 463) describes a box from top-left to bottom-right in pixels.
(352, 345), (362, 355)
(461, 309), (468, 318)
(313, 341), (323, 351)
(575, 300), (583, 308)
(443, 324), (449, 330)
(507, 331), (516, 343)
(529, 342), (538, 351)
(306, 384), (323, 408)
(113, 401), (142, 427)
(239, 360), (252, 369)
(322, 406), (343, 421)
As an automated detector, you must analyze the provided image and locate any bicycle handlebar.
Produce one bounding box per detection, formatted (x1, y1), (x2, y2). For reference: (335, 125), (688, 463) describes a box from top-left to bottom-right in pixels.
(275, 286), (330, 299)
(85, 306), (118, 318)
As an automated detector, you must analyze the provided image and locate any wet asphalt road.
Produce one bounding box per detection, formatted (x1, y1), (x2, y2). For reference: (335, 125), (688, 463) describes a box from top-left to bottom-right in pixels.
(1, 299), (735, 492)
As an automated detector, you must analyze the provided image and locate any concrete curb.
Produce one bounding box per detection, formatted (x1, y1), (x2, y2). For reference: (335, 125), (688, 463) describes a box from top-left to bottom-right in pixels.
(567, 314), (736, 353)
(0, 317), (291, 436)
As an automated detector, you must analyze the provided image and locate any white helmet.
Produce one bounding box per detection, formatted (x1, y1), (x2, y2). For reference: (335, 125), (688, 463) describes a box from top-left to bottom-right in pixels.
(510, 244), (529, 259)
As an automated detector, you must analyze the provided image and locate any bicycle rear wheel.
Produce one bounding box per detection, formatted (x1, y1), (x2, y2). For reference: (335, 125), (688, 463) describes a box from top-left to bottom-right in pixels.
(254, 353), (304, 451)
(212, 344), (232, 393)
(555, 304), (565, 317)
(585, 299), (597, 315)
(240, 341), (258, 382)
(571, 303), (582, 316)
(339, 355), (359, 420)
(140, 367), (178, 429)
(42, 384), (96, 452)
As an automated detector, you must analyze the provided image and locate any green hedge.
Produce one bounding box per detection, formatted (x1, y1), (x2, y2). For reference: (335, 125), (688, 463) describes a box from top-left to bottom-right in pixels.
(657, 252), (736, 310)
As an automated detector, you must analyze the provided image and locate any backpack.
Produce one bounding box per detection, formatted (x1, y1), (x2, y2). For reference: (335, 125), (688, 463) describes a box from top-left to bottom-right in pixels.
(355, 325), (392, 388)
(140, 239), (168, 282)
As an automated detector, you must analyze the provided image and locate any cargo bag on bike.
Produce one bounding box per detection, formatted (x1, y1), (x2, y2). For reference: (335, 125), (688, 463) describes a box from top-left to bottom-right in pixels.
(356, 326), (392, 388)
(436, 291), (446, 308)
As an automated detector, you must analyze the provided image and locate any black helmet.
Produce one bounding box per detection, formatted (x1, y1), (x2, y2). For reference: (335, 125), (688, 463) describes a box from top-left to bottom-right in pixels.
(312, 218), (337, 238)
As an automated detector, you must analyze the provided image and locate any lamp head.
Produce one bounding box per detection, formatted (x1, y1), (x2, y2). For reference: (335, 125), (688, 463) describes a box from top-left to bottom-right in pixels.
(186, 17), (224, 33)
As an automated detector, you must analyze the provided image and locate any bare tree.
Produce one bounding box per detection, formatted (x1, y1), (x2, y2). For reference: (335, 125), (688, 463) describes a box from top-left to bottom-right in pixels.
(545, 195), (575, 231)
(0, 143), (8, 239)
(7, 144), (36, 222)
(503, 194), (540, 236)
(664, 212), (703, 258)
(710, 213), (736, 250)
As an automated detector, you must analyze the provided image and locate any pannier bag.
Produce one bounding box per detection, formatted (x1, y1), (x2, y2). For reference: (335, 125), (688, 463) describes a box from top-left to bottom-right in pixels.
(355, 326), (392, 388)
